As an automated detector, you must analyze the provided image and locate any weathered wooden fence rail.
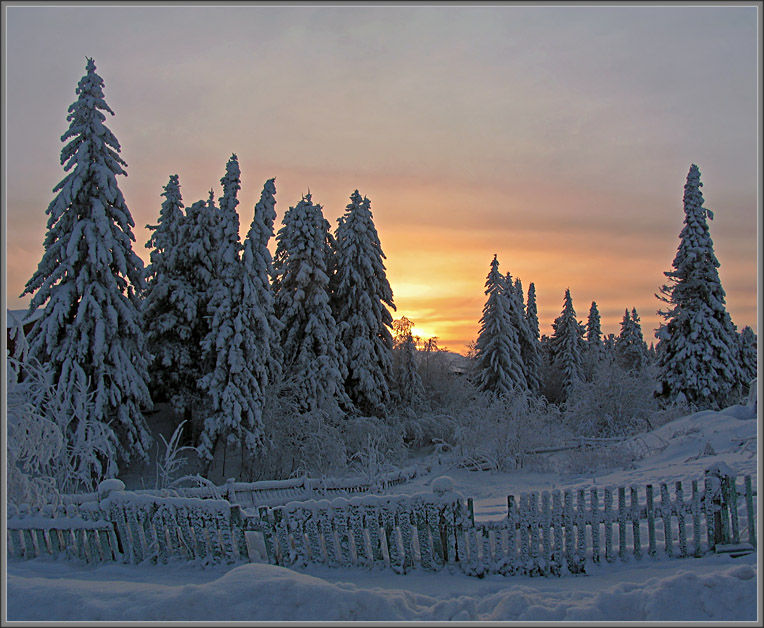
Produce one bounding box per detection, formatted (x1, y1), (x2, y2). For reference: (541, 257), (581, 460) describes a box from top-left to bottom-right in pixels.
(7, 472), (756, 577)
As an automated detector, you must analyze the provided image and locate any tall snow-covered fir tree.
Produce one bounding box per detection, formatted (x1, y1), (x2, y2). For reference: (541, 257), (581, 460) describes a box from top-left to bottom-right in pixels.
(273, 192), (350, 414)
(615, 308), (649, 373)
(332, 190), (396, 417)
(170, 195), (223, 431)
(548, 288), (585, 405)
(197, 155), (266, 461)
(142, 175), (195, 411)
(585, 301), (603, 349)
(504, 271), (541, 393)
(243, 177), (283, 387)
(475, 256), (527, 396)
(525, 282), (540, 342)
(582, 301), (605, 380)
(21, 58), (152, 464)
(655, 164), (742, 409)
(514, 278), (524, 307)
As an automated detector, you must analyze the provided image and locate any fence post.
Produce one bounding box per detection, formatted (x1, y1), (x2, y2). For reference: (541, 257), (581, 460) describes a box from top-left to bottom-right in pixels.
(646, 485), (656, 558)
(97, 479), (128, 561)
(617, 487), (627, 562)
(691, 480), (703, 556)
(225, 478), (237, 503)
(725, 476), (740, 544)
(630, 487), (641, 560)
(603, 488), (614, 563)
(675, 481), (687, 557)
(506, 495), (518, 574)
(744, 476), (756, 549)
(704, 464), (735, 547)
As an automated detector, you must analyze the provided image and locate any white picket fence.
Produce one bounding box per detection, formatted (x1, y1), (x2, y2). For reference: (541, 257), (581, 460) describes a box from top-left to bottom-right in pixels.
(7, 471), (756, 577)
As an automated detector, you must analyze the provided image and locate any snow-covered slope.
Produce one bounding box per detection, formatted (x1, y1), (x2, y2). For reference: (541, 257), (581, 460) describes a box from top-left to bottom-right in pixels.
(5, 403), (759, 622)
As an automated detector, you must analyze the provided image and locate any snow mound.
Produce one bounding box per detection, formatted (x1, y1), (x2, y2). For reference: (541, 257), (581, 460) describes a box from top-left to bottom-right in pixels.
(6, 558), (757, 621)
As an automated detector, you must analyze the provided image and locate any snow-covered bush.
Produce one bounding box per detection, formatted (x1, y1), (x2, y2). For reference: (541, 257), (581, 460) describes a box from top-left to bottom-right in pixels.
(343, 415), (406, 481)
(7, 357), (64, 508)
(450, 389), (561, 471)
(396, 410), (459, 450)
(564, 362), (693, 438)
(7, 349), (118, 506)
(293, 411), (348, 478)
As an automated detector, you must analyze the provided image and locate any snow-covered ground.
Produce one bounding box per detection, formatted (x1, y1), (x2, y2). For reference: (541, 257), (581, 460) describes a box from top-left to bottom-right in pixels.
(5, 403), (760, 622)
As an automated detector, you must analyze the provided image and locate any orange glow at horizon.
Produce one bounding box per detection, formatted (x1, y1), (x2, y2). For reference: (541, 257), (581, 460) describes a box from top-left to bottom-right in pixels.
(6, 161), (756, 359)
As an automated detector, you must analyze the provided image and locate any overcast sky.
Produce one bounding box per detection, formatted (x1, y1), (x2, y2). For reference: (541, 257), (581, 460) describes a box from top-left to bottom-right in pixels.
(3, 3), (759, 352)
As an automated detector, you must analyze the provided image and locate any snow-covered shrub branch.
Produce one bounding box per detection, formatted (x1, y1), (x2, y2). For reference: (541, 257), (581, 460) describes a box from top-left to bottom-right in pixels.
(7, 348), (118, 506)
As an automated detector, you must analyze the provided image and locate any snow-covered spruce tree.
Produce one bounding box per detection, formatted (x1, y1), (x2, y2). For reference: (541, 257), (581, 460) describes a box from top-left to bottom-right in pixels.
(243, 177), (283, 387)
(504, 271), (541, 393)
(525, 282), (540, 341)
(332, 190), (396, 417)
(655, 164), (742, 409)
(514, 277), (524, 307)
(475, 255), (527, 396)
(615, 308), (649, 373)
(583, 301), (605, 381)
(548, 288), (585, 405)
(273, 192), (350, 414)
(142, 175), (196, 410)
(197, 154), (266, 463)
(169, 195), (223, 436)
(21, 58), (152, 465)
(585, 301), (603, 349)
(738, 326), (757, 392)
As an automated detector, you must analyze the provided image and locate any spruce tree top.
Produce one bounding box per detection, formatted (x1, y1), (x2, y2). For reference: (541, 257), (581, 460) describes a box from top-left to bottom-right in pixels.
(663, 164), (721, 298)
(586, 301), (603, 345)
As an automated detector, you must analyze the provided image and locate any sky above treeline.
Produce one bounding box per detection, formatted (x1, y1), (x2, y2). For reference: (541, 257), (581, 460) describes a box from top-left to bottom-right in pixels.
(3, 4), (759, 354)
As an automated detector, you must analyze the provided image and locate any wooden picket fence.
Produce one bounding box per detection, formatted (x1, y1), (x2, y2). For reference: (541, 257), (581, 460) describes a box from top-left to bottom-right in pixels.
(7, 473), (757, 577)
(458, 473), (757, 577)
(7, 492), (257, 565)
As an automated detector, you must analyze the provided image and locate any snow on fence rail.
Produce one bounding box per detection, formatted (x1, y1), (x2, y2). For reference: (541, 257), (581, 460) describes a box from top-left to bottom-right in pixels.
(8, 486), (262, 566)
(58, 466), (420, 509)
(7, 469), (756, 577)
